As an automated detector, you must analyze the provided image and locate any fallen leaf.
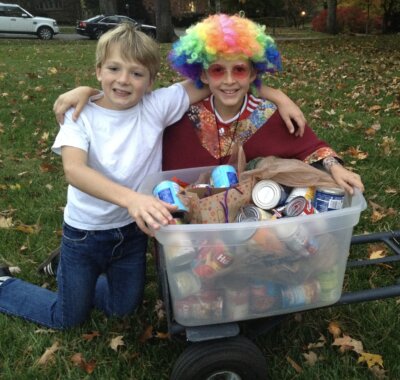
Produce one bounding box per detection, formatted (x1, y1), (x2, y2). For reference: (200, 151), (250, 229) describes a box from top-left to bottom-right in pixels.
(357, 352), (384, 369)
(307, 334), (327, 349)
(71, 353), (97, 374)
(303, 351), (319, 366)
(332, 335), (364, 354)
(14, 223), (40, 234)
(139, 325), (153, 343)
(368, 105), (382, 112)
(286, 356), (303, 373)
(110, 335), (125, 351)
(82, 331), (100, 342)
(369, 364), (387, 379)
(36, 341), (60, 366)
(369, 250), (386, 260)
(328, 321), (342, 338)
(34, 328), (56, 334)
(154, 331), (170, 340)
(0, 215), (13, 228)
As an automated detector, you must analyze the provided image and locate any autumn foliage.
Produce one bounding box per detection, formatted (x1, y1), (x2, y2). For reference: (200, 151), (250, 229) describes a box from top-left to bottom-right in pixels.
(312, 7), (383, 34)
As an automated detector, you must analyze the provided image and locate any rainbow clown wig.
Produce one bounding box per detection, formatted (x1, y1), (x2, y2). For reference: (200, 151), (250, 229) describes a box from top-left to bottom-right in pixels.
(168, 13), (282, 88)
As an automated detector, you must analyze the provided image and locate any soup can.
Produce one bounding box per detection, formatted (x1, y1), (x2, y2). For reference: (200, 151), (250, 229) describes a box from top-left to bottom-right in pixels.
(164, 245), (196, 267)
(250, 279), (281, 313)
(313, 187), (345, 212)
(170, 270), (201, 299)
(210, 165), (238, 188)
(153, 180), (188, 212)
(281, 280), (321, 308)
(235, 204), (274, 222)
(252, 180), (290, 210)
(280, 196), (316, 217)
(286, 186), (315, 203)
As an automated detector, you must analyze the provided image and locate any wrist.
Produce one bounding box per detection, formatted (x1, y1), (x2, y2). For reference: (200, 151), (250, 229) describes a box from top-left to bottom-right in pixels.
(322, 156), (341, 173)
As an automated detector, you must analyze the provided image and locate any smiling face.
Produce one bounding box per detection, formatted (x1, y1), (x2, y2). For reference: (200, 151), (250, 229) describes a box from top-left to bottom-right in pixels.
(95, 43), (153, 111)
(200, 58), (256, 120)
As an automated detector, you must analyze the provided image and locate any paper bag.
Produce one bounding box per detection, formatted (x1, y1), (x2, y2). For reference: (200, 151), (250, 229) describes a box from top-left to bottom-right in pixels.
(181, 178), (253, 224)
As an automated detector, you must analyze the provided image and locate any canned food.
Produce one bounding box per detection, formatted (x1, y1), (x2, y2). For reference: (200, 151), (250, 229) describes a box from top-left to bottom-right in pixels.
(281, 280), (321, 308)
(210, 165), (238, 188)
(275, 224), (318, 257)
(279, 196), (316, 217)
(286, 186), (315, 203)
(224, 278), (250, 320)
(170, 270), (201, 299)
(313, 187), (345, 212)
(252, 180), (291, 210)
(317, 265), (341, 302)
(174, 290), (224, 322)
(164, 245), (196, 266)
(192, 241), (234, 279)
(153, 180), (188, 212)
(250, 279), (281, 313)
(235, 204), (274, 222)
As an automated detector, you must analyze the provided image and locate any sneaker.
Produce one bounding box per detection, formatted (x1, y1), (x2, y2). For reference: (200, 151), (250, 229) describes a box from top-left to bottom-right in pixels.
(37, 246), (60, 277)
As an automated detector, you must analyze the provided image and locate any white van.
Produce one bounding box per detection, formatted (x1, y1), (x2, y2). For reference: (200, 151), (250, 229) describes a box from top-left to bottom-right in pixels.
(0, 3), (59, 39)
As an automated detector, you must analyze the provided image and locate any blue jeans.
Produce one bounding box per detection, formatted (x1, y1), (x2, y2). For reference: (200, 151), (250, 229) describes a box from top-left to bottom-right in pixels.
(0, 222), (147, 329)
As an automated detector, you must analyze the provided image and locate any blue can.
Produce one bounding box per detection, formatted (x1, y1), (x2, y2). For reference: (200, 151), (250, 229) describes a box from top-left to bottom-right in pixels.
(313, 187), (345, 212)
(210, 165), (238, 188)
(153, 180), (188, 212)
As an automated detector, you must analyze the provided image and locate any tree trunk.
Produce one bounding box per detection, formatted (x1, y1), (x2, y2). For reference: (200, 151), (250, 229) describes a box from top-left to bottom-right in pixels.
(99, 0), (116, 15)
(327, 0), (337, 34)
(155, 0), (176, 42)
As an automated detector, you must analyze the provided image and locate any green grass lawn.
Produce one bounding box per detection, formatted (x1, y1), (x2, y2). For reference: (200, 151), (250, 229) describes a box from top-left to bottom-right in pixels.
(0, 33), (399, 379)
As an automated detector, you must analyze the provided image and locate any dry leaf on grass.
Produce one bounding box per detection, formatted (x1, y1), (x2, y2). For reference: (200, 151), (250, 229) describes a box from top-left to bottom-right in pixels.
(307, 334), (327, 349)
(71, 352), (97, 374)
(36, 341), (60, 366)
(286, 356), (302, 373)
(82, 331), (101, 342)
(357, 352), (384, 369)
(110, 335), (125, 351)
(328, 321), (342, 338)
(369, 365), (387, 379)
(332, 335), (364, 354)
(303, 351), (320, 366)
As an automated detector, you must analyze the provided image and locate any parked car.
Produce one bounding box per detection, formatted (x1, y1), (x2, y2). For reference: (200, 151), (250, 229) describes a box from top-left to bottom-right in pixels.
(76, 15), (157, 40)
(0, 2), (59, 40)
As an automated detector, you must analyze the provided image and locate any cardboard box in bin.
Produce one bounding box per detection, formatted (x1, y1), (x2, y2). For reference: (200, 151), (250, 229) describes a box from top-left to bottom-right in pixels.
(139, 166), (367, 327)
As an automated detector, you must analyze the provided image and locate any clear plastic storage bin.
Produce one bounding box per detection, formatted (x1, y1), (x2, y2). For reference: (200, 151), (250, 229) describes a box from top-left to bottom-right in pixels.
(139, 166), (367, 327)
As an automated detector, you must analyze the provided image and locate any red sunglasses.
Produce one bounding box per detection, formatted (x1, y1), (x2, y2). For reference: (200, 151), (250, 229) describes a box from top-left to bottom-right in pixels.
(206, 64), (251, 80)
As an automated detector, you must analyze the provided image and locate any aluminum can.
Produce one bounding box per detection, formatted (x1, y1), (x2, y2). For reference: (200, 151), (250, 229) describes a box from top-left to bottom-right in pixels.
(210, 165), (238, 188)
(250, 279), (281, 313)
(170, 270), (201, 299)
(252, 180), (290, 210)
(153, 180), (188, 212)
(281, 280), (321, 308)
(313, 187), (345, 212)
(235, 204), (274, 222)
(280, 196), (316, 217)
(275, 223), (318, 257)
(286, 186), (315, 203)
(192, 240), (234, 279)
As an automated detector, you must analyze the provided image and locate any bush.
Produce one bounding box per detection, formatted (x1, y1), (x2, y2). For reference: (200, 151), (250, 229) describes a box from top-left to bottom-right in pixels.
(312, 6), (381, 34)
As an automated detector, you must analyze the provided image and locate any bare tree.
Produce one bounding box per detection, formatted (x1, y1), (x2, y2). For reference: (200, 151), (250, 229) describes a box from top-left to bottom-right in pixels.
(155, 0), (176, 42)
(327, 0), (337, 34)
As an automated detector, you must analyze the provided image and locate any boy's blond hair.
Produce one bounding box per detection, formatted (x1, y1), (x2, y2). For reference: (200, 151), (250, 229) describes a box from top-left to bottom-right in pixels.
(96, 23), (160, 81)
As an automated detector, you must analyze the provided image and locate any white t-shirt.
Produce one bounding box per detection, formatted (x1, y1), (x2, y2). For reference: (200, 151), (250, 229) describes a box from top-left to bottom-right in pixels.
(52, 83), (189, 230)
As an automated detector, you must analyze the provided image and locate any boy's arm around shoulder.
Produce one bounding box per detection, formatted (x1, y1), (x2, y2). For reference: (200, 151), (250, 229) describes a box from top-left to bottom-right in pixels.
(180, 80), (211, 105)
(257, 85), (306, 137)
(61, 146), (178, 236)
(53, 86), (99, 124)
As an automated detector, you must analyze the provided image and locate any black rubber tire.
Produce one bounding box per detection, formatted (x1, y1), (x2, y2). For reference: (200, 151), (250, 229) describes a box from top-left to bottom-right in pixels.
(95, 29), (104, 40)
(170, 335), (268, 380)
(37, 26), (53, 40)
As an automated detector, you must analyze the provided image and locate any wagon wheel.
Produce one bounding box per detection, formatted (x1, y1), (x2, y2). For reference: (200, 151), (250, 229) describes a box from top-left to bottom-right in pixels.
(170, 335), (268, 380)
